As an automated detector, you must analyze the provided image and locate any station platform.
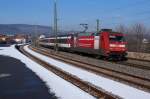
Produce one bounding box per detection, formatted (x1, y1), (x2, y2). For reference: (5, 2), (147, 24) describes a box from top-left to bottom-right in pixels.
(0, 55), (57, 99)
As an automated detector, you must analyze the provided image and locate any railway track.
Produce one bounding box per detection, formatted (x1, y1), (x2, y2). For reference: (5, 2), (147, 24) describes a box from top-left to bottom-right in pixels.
(115, 60), (150, 71)
(29, 45), (150, 92)
(128, 57), (150, 63)
(16, 45), (120, 99)
(38, 45), (150, 71)
(119, 54), (150, 71)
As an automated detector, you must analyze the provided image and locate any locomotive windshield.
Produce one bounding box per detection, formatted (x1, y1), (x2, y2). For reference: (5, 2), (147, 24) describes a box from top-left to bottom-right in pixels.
(109, 35), (125, 42)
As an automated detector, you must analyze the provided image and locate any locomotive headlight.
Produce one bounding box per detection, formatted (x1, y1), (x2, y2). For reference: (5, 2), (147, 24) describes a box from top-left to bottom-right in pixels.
(110, 44), (116, 47)
(119, 45), (125, 47)
(110, 44), (125, 47)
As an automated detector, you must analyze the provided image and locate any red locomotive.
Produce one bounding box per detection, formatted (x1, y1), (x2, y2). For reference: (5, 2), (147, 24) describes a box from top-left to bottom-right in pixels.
(39, 29), (127, 60)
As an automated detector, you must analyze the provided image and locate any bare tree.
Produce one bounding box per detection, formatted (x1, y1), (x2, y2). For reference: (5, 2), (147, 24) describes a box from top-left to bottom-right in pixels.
(144, 29), (150, 53)
(131, 23), (146, 52)
(115, 24), (126, 33)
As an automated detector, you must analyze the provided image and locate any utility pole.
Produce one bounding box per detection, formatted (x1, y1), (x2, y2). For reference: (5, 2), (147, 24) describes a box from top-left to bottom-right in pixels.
(54, 0), (58, 52)
(34, 25), (38, 47)
(96, 19), (100, 33)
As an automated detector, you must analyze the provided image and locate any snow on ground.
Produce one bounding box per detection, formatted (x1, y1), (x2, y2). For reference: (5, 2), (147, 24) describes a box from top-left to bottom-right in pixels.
(0, 45), (95, 99)
(24, 45), (150, 99)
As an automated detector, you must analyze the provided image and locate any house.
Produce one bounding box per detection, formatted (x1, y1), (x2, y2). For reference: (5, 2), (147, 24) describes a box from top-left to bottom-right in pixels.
(0, 34), (7, 43)
(13, 34), (27, 43)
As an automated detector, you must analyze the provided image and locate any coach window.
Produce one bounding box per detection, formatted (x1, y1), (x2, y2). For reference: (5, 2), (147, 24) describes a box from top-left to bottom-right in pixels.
(58, 39), (67, 43)
(51, 39), (55, 43)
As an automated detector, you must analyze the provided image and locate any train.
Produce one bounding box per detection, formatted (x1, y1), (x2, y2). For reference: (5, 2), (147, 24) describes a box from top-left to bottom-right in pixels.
(38, 29), (127, 60)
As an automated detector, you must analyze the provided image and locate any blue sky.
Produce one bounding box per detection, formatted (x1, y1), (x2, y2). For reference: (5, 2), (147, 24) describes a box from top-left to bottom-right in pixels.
(0, 0), (150, 31)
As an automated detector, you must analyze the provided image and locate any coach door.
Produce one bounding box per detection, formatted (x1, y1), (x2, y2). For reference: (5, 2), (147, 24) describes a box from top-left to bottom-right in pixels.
(94, 36), (100, 49)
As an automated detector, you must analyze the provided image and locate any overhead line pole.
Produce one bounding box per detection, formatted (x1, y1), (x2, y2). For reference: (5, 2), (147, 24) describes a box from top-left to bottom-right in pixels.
(54, 0), (58, 52)
(96, 19), (100, 33)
